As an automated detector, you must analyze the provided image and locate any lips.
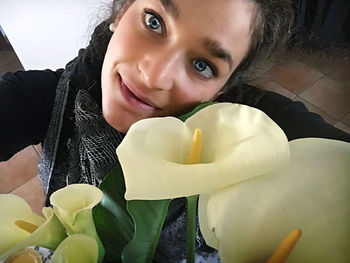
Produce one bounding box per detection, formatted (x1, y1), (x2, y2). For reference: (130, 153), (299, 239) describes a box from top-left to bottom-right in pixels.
(119, 74), (159, 112)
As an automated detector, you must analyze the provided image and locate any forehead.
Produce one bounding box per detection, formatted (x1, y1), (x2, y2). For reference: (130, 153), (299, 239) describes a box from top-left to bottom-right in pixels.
(173, 0), (255, 20)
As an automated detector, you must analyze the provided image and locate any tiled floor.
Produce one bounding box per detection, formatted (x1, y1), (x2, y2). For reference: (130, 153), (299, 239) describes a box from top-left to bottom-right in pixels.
(0, 47), (350, 214)
(253, 49), (350, 133)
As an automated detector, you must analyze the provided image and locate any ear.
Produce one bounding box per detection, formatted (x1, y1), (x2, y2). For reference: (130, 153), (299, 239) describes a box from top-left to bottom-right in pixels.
(114, 0), (135, 26)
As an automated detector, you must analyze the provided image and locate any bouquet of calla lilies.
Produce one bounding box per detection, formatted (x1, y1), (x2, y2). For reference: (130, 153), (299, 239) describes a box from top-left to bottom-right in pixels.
(1, 103), (349, 263)
(0, 184), (103, 263)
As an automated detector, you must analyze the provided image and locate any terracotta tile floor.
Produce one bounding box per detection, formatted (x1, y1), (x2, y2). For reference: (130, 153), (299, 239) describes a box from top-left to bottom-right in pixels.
(1, 47), (350, 213)
(253, 49), (350, 134)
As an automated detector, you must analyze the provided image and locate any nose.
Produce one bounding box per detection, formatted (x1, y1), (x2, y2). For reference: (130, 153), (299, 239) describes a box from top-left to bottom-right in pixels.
(138, 48), (183, 90)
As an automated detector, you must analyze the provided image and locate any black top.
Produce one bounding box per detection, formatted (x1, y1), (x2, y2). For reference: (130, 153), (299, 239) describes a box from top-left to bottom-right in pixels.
(0, 69), (349, 162)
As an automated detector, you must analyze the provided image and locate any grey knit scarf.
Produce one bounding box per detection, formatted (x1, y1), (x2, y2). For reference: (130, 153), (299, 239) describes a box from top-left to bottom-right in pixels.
(38, 22), (122, 199)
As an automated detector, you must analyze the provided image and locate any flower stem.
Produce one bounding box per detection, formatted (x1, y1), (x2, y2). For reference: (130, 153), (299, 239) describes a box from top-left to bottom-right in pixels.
(186, 195), (199, 263)
(186, 128), (201, 262)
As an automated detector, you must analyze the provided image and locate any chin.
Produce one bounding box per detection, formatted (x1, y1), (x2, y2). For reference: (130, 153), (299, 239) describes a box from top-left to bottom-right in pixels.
(105, 116), (130, 133)
(101, 106), (130, 134)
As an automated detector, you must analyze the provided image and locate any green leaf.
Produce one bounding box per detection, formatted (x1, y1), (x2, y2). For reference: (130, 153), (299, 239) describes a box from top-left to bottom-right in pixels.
(121, 199), (171, 263)
(93, 164), (134, 263)
(178, 101), (215, 122)
(186, 195), (199, 263)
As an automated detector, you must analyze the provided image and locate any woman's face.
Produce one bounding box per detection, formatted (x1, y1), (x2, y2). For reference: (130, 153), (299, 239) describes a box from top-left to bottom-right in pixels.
(102, 0), (256, 132)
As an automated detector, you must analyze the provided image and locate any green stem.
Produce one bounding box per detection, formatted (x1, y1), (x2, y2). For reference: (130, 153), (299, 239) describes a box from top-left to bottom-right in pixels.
(186, 195), (199, 263)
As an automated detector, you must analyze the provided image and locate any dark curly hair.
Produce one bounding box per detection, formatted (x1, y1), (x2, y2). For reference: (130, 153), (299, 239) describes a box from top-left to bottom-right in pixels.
(223, 0), (294, 92)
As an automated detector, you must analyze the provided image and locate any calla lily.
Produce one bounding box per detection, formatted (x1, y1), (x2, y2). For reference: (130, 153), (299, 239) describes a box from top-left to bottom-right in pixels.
(199, 138), (350, 262)
(2, 248), (43, 263)
(116, 102), (350, 262)
(49, 184), (105, 262)
(0, 194), (67, 261)
(52, 234), (98, 263)
(117, 103), (290, 200)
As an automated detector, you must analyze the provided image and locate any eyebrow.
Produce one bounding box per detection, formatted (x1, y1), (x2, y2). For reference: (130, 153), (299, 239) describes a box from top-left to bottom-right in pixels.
(201, 38), (234, 69)
(159, 0), (233, 70)
(160, 0), (179, 18)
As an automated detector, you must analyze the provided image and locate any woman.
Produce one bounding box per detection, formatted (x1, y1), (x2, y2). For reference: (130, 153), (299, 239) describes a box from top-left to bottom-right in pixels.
(0, 0), (349, 261)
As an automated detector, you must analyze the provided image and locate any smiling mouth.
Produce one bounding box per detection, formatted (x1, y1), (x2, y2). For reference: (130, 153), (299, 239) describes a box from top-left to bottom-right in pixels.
(118, 74), (159, 112)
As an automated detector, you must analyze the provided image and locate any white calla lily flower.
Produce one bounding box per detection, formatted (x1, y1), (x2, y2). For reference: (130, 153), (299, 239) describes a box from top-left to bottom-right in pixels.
(52, 234), (98, 263)
(0, 194), (66, 261)
(199, 138), (350, 262)
(117, 103), (290, 200)
(50, 184), (104, 262)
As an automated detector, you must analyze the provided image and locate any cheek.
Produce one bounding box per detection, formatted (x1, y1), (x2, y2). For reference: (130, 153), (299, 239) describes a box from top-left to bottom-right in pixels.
(106, 14), (145, 63)
(173, 80), (226, 108)
(164, 84), (222, 117)
(106, 32), (140, 63)
(170, 66), (229, 104)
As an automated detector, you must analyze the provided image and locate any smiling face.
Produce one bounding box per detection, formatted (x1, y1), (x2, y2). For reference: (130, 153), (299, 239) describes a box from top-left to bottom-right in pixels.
(101, 0), (256, 132)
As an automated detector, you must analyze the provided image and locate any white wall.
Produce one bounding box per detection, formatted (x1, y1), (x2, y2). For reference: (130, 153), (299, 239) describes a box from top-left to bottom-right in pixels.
(0, 0), (112, 70)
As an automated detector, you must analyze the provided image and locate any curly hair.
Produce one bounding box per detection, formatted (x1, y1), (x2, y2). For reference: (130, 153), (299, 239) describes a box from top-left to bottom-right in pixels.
(222, 0), (294, 92)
